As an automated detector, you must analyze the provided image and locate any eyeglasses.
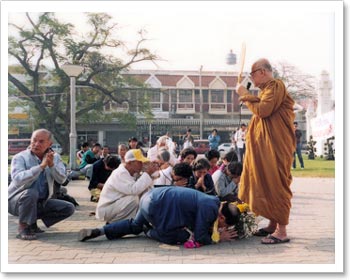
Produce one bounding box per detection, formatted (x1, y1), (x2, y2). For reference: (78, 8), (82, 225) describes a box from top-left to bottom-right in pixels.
(172, 178), (182, 182)
(171, 175), (184, 182)
(249, 68), (263, 76)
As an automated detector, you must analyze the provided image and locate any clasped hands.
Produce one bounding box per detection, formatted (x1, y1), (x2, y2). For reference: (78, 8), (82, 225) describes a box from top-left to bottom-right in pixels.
(40, 150), (55, 170)
(144, 162), (160, 176)
(219, 226), (238, 241)
(194, 176), (206, 192)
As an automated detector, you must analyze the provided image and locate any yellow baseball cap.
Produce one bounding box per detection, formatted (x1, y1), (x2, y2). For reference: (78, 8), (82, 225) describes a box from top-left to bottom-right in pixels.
(125, 149), (149, 163)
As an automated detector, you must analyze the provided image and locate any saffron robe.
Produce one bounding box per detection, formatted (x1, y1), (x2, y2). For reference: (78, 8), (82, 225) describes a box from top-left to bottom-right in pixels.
(238, 79), (295, 225)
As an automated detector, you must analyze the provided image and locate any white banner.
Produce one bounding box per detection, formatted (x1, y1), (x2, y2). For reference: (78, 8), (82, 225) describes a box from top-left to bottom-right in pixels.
(310, 110), (335, 140)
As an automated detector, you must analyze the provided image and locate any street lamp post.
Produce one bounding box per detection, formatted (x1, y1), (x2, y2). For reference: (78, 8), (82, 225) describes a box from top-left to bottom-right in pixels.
(61, 64), (84, 170)
(199, 65), (203, 139)
(226, 50), (237, 131)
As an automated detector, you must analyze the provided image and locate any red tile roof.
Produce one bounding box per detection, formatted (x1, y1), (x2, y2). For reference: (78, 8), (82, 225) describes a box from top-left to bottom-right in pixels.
(122, 72), (239, 88)
(154, 75), (184, 87)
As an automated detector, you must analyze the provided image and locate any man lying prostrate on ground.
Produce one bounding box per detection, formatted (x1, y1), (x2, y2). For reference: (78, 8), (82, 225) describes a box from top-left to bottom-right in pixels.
(95, 149), (159, 224)
(79, 187), (239, 247)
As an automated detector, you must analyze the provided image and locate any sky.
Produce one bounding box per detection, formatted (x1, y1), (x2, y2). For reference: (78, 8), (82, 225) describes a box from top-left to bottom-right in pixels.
(4, 1), (342, 83)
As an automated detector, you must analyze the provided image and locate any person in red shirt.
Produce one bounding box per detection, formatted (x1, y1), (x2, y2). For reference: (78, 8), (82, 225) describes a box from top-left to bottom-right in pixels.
(205, 149), (221, 175)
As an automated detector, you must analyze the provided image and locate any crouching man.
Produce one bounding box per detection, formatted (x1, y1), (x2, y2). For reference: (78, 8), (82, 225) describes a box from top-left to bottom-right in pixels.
(8, 129), (75, 240)
(79, 186), (239, 246)
(95, 149), (159, 224)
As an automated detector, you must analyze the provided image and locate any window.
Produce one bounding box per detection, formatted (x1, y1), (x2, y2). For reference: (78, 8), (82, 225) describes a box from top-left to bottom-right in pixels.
(227, 90), (232, 103)
(210, 90), (224, 103)
(203, 90), (209, 103)
(178, 89), (193, 103)
(195, 89), (200, 103)
(146, 89), (161, 110)
(177, 89), (194, 110)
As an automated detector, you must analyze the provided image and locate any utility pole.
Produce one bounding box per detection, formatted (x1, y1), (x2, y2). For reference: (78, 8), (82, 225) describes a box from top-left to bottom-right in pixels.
(199, 65), (203, 139)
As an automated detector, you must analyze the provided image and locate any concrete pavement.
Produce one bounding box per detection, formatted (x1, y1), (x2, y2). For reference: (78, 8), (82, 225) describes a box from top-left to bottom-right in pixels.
(6, 176), (337, 271)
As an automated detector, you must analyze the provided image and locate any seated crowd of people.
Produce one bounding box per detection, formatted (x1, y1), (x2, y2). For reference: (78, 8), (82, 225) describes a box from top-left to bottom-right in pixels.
(8, 129), (243, 247)
(75, 134), (244, 246)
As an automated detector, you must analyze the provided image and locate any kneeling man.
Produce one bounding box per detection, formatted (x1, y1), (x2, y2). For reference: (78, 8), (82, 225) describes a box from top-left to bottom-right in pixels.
(95, 149), (158, 223)
(80, 187), (239, 246)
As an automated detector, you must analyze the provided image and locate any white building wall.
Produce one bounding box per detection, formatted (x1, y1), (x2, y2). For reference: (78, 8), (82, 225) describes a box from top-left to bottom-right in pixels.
(311, 71), (335, 156)
(98, 130), (104, 146)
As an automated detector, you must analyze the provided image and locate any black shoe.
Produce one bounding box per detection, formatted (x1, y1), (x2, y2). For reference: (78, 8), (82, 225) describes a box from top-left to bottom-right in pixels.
(29, 223), (45, 233)
(142, 223), (152, 236)
(90, 196), (99, 203)
(61, 178), (70, 186)
(78, 228), (101, 242)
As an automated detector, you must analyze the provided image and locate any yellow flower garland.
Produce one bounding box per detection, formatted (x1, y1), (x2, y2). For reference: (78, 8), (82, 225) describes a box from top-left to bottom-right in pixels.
(235, 202), (250, 213)
(211, 218), (220, 243)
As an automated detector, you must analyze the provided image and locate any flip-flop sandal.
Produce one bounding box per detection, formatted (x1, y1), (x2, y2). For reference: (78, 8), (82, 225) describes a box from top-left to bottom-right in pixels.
(253, 228), (274, 236)
(261, 234), (290, 244)
(16, 228), (37, 240)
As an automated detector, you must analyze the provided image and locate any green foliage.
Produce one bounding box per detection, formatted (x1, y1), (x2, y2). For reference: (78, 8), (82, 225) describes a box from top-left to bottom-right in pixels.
(8, 12), (159, 153)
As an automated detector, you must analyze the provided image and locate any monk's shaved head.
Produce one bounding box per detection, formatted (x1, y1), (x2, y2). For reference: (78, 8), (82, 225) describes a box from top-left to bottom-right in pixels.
(252, 58), (272, 72)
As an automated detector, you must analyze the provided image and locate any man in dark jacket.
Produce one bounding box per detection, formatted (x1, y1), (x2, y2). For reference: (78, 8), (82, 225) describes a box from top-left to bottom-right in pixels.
(88, 155), (121, 202)
(292, 122), (305, 169)
(78, 187), (239, 246)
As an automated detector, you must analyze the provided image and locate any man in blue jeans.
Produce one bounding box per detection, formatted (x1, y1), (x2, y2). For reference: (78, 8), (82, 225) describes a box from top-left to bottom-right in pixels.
(292, 122), (304, 169)
(78, 187), (239, 245)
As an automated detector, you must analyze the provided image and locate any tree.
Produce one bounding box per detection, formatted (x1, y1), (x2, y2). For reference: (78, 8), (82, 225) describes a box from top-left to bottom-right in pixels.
(8, 12), (159, 153)
(273, 61), (317, 102)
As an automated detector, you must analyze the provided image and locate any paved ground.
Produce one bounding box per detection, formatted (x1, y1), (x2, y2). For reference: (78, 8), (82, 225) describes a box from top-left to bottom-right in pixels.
(6, 176), (336, 270)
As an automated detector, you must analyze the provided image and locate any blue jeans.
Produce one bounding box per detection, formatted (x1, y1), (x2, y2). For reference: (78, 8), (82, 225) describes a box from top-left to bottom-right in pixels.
(103, 191), (190, 244)
(103, 192), (152, 240)
(238, 146), (245, 163)
(293, 143), (304, 168)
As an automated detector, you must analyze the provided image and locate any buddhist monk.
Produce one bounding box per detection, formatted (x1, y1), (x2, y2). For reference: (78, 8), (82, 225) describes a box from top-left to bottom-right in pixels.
(235, 58), (295, 244)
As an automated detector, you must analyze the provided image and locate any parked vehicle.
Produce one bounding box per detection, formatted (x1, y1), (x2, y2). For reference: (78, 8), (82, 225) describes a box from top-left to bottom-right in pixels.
(8, 139), (31, 155)
(218, 143), (234, 154)
(51, 143), (63, 154)
(193, 139), (210, 154)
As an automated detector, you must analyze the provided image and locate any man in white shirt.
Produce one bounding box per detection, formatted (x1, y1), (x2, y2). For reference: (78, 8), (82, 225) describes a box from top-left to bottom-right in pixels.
(234, 124), (247, 163)
(95, 149), (159, 224)
(147, 136), (178, 166)
(182, 129), (194, 149)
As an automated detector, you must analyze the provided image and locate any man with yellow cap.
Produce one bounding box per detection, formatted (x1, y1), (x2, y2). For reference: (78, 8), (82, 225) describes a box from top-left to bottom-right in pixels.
(95, 149), (159, 224)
